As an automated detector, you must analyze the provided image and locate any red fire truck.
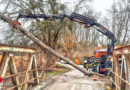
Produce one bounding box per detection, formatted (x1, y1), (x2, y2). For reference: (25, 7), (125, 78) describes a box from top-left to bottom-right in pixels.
(94, 49), (108, 74)
(95, 45), (122, 74)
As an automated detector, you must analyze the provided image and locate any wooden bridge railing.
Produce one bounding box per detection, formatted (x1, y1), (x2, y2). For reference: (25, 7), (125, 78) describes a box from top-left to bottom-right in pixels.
(0, 44), (41, 90)
(110, 45), (130, 90)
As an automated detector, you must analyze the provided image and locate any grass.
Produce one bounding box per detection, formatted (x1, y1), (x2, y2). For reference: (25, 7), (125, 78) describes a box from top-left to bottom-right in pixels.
(104, 84), (112, 90)
(55, 64), (68, 68)
(45, 65), (71, 77)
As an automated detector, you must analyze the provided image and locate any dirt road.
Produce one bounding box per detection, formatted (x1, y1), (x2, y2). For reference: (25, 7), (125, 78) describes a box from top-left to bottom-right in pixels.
(42, 65), (110, 90)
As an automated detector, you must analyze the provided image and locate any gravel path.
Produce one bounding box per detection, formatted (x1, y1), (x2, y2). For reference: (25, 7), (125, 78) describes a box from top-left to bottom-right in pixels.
(42, 65), (109, 90)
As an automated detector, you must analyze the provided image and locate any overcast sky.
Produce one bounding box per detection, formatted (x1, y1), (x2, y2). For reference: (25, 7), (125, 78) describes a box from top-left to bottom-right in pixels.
(92, 0), (113, 13)
(61, 0), (113, 15)
(0, 0), (113, 14)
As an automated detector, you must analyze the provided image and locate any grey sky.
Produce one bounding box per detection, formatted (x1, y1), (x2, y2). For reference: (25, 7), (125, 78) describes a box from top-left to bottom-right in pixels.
(93, 0), (113, 13)
(62, 0), (113, 15)
(0, 0), (113, 14)
(0, 3), (4, 12)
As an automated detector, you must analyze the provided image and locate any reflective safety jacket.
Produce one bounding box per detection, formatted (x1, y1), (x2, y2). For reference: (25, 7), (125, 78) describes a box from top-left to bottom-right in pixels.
(86, 63), (91, 67)
(92, 60), (98, 67)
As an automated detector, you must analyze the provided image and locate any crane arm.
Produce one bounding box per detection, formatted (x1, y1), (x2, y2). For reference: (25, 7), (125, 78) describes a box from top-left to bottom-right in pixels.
(16, 12), (116, 55)
(68, 13), (116, 55)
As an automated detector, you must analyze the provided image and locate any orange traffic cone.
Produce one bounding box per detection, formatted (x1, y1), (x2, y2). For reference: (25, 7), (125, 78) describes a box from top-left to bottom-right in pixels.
(0, 77), (3, 88)
(93, 73), (97, 81)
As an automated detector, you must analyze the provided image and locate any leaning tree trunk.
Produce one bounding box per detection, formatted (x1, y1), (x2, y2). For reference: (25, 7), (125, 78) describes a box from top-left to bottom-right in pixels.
(0, 12), (103, 77)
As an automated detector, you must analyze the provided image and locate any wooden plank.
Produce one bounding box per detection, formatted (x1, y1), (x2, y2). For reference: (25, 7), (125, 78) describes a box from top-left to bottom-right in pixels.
(125, 55), (128, 89)
(32, 55), (39, 84)
(23, 54), (33, 90)
(114, 55), (120, 90)
(111, 60), (115, 88)
(121, 55), (126, 90)
(114, 45), (130, 55)
(125, 55), (130, 89)
(0, 44), (35, 53)
(113, 56), (116, 88)
(9, 55), (21, 90)
(0, 52), (10, 77)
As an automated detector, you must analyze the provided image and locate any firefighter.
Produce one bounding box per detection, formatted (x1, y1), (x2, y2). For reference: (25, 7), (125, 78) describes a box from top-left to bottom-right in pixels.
(83, 56), (88, 70)
(106, 57), (112, 71)
(75, 57), (79, 65)
(105, 57), (112, 76)
(87, 57), (92, 71)
(92, 57), (98, 73)
(118, 55), (122, 68)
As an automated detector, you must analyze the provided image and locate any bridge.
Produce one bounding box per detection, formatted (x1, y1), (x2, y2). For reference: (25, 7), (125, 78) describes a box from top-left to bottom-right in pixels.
(0, 44), (129, 90)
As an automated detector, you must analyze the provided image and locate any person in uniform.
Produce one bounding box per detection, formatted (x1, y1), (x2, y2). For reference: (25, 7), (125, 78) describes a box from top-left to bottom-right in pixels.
(75, 57), (79, 65)
(105, 57), (112, 76)
(92, 57), (98, 73)
(83, 56), (88, 69)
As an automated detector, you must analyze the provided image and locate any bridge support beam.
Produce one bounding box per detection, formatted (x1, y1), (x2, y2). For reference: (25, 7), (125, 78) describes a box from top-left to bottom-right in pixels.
(32, 55), (39, 84)
(0, 53), (21, 90)
(23, 54), (39, 90)
(9, 55), (21, 90)
(0, 53), (9, 77)
(123, 55), (130, 90)
(114, 56), (120, 90)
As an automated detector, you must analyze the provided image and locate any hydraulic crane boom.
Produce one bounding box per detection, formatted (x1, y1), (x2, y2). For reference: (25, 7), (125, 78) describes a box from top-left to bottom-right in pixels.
(16, 12), (116, 56)
(68, 13), (116, 55)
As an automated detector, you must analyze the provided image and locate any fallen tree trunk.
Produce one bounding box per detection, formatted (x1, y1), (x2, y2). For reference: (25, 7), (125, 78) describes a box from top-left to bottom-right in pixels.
(0, 12), (100, 77)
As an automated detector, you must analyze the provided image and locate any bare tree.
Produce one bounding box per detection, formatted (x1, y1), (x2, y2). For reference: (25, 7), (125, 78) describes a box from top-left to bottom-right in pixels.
(107, 0), (130, 46)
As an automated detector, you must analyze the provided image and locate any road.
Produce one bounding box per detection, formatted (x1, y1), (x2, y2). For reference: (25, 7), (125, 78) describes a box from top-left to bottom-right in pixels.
(42, 65), (110, 90)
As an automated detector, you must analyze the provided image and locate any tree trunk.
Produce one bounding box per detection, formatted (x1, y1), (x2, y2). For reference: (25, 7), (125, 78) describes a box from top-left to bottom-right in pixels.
(0, 12), (103, 77)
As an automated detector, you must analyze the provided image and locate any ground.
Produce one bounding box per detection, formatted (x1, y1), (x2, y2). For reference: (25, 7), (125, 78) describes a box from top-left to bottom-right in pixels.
(39, 65), (111, 90)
